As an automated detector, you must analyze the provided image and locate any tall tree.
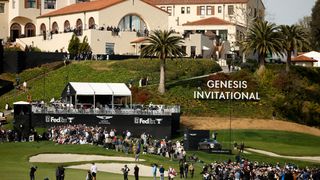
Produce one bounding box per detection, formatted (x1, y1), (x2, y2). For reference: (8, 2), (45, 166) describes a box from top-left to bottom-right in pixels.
(279, 25), (310, 72)
(140, 30), (185, 94)
(311, 0), (320, 50)
(68, 34), (80, 59)
(241, 20), (282, 75)
(79, 36), (92, 60)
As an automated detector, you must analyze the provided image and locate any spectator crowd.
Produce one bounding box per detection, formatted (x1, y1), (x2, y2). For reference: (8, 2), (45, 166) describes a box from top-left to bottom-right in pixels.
(2, 124), (320, 180)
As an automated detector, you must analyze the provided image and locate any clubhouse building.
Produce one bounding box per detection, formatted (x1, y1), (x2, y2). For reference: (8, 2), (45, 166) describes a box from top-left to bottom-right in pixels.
(0, 0), (264, 58)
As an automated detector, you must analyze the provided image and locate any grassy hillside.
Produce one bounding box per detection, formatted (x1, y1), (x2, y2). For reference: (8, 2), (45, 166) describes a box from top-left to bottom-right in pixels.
(0, 59), (221, 110)
(1, 59), (320, 126)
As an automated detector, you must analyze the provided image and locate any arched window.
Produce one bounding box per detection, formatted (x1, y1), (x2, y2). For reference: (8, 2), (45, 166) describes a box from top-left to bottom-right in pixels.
(118, 14), (147, 33)
(10, 23), (22, 41)
(52, 22), (59, 33)
(25, 23), (36, 37)
(64, 20), (70, 32)
(40, 23), (46, 35)
(76, 18), (83, 35)
(88, 17), (95, 29)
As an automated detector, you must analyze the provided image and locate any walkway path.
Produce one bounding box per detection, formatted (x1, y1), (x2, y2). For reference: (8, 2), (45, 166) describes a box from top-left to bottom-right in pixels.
(246, 148), (320, 163)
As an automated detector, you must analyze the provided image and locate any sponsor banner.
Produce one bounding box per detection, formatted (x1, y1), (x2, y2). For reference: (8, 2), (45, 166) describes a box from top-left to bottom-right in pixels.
(31, 113), (178, 138)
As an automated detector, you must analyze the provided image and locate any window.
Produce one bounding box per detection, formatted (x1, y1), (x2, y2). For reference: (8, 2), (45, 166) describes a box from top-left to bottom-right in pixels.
(228, 5), (234, 15)
(218, 6), (222, 13)
(118, 14), (147, 32)
(206, 6), (212, 15)
(200, 6), (205, 15)
(186, 7), (190, 14)
(76, 0), (89, 3)
(0, 3), (4, 13)
(88, 17), (95, 29)
(167, 6), (172, 16)
(181, 7), (185, 14)
(160, 6), (165, 10)
(25, 0), (36, 8)
(44, 0), (56, 9)
(25, 23), (35, 37)
(219, 30), (228, 41)
(105, 43), (115, 55)
(64, 20), (70, 32)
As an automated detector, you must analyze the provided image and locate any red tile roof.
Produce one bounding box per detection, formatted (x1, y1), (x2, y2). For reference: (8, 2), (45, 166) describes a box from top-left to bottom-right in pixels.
(131, 37), (147, 43)
(39, 0), (125, 18)
(291, 55), (318, 62)
(144, 0), (248, 5)
(183, 17), (232, 26)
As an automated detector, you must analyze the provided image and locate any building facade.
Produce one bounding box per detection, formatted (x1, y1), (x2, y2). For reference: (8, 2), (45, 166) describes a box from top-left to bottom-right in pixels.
(0, 0), (265, 59)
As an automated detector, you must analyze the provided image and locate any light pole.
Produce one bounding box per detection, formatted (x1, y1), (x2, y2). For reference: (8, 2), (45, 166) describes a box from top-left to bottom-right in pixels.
(43, 68), (46, 101)
(15, 75), (20, 103)
(67, 85), (70, 112)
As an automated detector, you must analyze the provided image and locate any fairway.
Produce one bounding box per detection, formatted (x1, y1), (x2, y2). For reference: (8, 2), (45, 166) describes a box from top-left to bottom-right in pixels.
(0, 129), (320, 180)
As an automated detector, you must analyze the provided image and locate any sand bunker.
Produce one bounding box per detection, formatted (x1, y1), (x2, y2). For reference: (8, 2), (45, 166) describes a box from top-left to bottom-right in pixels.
(246, 148), (320, 163)
(67, 163), (168, 177)
(29, 154), (145, 163)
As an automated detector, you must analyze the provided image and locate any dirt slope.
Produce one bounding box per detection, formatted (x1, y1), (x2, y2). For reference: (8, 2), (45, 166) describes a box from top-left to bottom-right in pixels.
(181, 116), (320, 136)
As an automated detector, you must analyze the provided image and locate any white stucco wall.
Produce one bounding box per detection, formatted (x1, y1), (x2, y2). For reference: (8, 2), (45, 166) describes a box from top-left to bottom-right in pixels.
(98, 0), (168, 31)
(0, 1), (9, 40)
(293, 62), (314, 67)
(156, 0), (264, 33)
(37, 11), (100, 33)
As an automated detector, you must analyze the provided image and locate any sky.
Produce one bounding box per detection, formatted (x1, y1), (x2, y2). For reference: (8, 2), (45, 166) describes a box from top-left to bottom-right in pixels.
(262, 0), (316, 25)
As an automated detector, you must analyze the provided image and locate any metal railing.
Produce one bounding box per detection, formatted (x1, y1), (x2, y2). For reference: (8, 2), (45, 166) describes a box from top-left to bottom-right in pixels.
(32, 104), (180, 115)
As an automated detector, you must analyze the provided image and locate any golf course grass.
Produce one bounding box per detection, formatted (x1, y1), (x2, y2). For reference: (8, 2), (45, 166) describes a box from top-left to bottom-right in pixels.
(0, 129), (319, 180)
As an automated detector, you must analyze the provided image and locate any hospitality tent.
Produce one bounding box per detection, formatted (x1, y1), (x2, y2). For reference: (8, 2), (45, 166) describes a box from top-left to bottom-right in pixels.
(61, 82), (132, 109)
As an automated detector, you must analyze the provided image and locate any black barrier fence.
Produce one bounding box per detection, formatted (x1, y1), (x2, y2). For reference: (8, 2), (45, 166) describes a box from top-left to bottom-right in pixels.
(31, 113), (177, 138)
(2, 51), (66, 73)
(14, 103), (180, 139)
(0, 39), (3, 74)
(0, 79), (14, 96)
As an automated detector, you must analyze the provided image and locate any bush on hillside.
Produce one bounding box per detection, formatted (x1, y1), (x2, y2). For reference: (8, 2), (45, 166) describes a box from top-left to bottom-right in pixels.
(272, 71), (320, 126)
(240, 59), (259, 72)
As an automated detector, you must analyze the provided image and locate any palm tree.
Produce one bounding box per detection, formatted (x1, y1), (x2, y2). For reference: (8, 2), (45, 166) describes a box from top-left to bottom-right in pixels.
(242, 20), (283, 75)
(279, 25), (310, 72)
(140, 30), (185, 94)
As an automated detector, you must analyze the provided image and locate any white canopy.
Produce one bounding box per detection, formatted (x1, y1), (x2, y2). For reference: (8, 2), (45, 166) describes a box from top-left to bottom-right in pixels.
(69, 82), (95, 95)
(13, 101), (30, 105)
(107, 83), (132, 96)
(68, 82), (131, 96)
(302, 51), (320, 60)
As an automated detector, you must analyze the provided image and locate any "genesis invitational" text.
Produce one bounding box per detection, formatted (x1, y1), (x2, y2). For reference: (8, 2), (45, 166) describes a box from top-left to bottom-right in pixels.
(194, 80), (260, 100)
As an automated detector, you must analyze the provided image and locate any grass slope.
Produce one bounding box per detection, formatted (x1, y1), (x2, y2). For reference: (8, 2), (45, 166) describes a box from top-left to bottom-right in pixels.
(1, 129), (320, 179)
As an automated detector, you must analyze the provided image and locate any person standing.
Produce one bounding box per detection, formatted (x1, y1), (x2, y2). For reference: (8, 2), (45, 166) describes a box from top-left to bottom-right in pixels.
(135, 142), (141, 162)
(90, 163), (97, 180)
(56, 166), (60, 180)
(29, 166), (37, 180)
(189, 163), (194, 178)
(86, 170), (92, 180)
(134, 165), (139, 180)
(184, 162), (189, 178)
(152, 164), (157, 180)
(56, 166), (65, 180)
(179, 163), (184, 179)
(121, 164), (130, 180)
(159, 165), (165, 180)
(60, 166), (65, 180)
